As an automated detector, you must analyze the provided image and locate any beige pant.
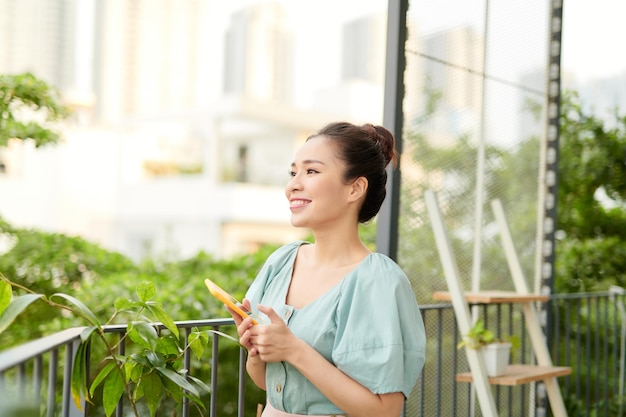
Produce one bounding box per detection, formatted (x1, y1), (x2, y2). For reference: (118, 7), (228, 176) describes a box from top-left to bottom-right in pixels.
(258, 402), (344, 417)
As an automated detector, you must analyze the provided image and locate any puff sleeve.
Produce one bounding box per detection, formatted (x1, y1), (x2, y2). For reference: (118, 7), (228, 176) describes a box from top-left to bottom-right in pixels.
(331, 254), (426, 398)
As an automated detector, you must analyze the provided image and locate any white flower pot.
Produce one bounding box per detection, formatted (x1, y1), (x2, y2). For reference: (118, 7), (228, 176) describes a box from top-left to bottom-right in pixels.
(481, 343), (511, 377)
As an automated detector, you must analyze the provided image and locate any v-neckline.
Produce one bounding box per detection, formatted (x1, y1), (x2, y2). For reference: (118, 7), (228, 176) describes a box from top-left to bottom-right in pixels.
(282, 241), (371, 311)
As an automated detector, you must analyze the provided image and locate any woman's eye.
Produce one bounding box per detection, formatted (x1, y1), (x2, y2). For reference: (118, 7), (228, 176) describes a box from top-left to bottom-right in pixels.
(288, 170), (296, 177)
(306, 169), (318, 174)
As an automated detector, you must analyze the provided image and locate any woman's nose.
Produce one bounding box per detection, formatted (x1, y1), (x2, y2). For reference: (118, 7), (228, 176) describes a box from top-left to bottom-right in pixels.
(286, 174), (302, 191)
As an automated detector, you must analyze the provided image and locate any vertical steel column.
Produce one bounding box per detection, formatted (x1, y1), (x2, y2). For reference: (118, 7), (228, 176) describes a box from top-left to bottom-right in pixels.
(536, 0), (563, 414)
(376, 0), (408, 259)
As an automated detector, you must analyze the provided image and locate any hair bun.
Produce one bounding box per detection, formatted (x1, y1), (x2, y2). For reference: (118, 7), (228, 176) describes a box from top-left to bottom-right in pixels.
(362, 124), (398, 168)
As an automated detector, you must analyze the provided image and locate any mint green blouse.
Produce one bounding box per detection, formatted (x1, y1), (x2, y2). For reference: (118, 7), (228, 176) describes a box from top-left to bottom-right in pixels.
(246, 241), (426, 415)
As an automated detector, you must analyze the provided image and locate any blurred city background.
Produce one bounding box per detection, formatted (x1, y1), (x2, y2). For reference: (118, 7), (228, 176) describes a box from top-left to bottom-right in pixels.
(0, 0), (625, 298)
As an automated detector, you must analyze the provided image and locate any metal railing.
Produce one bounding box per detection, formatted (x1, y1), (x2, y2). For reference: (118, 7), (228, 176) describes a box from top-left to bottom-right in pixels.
(1, 292), (624, 417)
(0, 318), (246, 417)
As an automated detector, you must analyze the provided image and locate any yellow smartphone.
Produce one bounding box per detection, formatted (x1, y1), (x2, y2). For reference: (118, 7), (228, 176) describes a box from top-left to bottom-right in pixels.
(204, 278), (264, 325)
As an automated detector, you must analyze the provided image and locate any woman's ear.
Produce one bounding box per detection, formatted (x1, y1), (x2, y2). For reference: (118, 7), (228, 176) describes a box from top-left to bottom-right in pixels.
(348, 177), (368, 202)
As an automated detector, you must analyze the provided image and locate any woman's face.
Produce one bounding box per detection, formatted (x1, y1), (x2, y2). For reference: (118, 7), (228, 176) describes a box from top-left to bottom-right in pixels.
(285, 136), (356, 229)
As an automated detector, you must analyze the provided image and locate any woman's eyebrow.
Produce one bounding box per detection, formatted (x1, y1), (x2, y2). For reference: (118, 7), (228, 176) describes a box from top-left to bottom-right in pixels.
(290, 159), (327, 167)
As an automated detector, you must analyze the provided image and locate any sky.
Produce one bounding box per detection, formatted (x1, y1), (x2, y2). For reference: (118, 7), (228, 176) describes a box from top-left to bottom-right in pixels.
(246, 0), (626, 83)
(561, 0), (626, 81)
(255, 0), (626, 90)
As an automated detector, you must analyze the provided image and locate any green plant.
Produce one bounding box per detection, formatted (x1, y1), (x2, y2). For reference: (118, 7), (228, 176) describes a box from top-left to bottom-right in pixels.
(0, 72), (71, 147)
(457, 319), (520, 352)
(0, 275), (237, 417)
(0, 217), (269, 415)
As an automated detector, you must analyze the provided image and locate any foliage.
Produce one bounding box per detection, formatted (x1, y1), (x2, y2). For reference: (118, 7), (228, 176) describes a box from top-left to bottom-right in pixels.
(565, 393), (626, 417)
(0, 218), (270, 416)
(0, 72), (71, 147)
(1, 277), (220, 417)
(457, 319), (520, 352)
(556, 90), (626, 292)
(555, 236), (626, 293)
(0, 218), (138, 347)
(399, 88), (626, 298)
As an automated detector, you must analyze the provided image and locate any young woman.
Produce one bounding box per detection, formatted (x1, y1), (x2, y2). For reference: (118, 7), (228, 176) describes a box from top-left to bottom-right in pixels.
(228, 122), (426, 417)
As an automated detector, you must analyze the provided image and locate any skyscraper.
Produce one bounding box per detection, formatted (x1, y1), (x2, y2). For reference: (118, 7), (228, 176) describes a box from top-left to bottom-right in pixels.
(341, 13), (386, 85)
(223, 2), (294, 104)
(0, 0), (78, 91)
(92, 0), (212, 123)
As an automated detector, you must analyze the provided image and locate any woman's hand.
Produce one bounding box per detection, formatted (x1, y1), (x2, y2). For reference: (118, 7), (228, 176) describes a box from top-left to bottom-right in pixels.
(226, 299), (267, 389)
(226, 299), (259, 355)
(247, 305), (303, 363)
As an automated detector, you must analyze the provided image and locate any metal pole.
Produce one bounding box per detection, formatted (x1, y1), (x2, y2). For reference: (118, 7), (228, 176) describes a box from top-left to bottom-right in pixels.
(471, 0), (490, 296)
(610, 286), (626, 417)
(376, 0), (408, 260)
(470, 2), (491, 414)
(535, 0), (563, 414)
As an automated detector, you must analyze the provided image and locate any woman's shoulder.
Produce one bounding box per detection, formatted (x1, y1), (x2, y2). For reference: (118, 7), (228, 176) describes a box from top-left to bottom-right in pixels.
(363, 252), (407, 278)
(343, 252), (410, 290)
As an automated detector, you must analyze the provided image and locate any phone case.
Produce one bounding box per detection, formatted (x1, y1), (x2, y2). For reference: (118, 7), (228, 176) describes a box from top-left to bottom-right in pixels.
(204, 278), (264, 325)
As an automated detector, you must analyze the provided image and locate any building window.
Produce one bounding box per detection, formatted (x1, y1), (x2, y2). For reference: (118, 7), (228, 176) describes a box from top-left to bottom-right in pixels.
(237, 144), (248, 182)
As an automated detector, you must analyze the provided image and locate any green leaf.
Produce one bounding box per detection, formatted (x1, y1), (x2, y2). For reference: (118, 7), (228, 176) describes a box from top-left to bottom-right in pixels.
(80, 326), (98, 342)
(145, 302), (179, 339)
(186, 374), (211, 395)
(114, 297), (139, 312)
(0, 293), (43, 334)
(127, 321), (158, 350)
(132, 377), (145, 402)
(50, 293), (100, 326)
(89, 360), (117, 397)
(136, 281), (156, 303)
(155, 334), (181, 357)
(162, 374), (183, 403)
(155, 367), (199, 398)
(125, 361), (144, 383)
(206, 329), (243, 347)
(180, 385), (208, 409)
(102, 367), (125, 417)
(145, 351), (166, 368)
(71, 341), (89, 410)
(0, 280), (11, 315)
(189, 331), (207, 360)
(128, 352), (151, 368)
(141, 371), (163, 417)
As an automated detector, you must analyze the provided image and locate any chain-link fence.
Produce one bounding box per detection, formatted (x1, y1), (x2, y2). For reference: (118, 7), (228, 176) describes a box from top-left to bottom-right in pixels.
(395, 0), (551, 415)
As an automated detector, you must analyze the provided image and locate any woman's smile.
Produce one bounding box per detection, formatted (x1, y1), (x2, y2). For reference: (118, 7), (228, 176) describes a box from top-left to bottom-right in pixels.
(289, 198), (311, 210)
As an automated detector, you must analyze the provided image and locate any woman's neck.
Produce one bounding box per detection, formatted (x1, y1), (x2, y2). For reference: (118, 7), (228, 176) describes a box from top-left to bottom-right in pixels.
(309, 227), (370, 268)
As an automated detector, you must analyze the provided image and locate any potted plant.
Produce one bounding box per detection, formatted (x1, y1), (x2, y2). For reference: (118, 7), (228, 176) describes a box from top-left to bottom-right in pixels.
(458, 318), (520, 377)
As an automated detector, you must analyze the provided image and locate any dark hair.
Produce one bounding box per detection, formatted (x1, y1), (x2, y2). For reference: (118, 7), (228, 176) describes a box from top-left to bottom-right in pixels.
(308, 121), (398, 223)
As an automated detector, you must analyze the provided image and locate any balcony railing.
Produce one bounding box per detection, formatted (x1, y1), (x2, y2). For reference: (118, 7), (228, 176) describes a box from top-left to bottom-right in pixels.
(1, 291), (624, 417)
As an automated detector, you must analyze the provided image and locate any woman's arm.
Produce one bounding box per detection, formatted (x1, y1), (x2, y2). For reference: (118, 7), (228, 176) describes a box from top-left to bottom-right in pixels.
(245, 354), (267, 390)
(251, 306), (405, 417)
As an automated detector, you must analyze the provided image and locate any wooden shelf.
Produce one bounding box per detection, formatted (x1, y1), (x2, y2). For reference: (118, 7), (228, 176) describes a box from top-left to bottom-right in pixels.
(456, 364), (572, 386)
(433, 290), (549, 304)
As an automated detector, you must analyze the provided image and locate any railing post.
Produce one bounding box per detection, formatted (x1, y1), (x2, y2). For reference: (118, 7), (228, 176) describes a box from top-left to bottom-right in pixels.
(62, 340), (85, 417)
(238, 348), (247, 417)
(183, 328), (192, 417)
(210, 326), (220, 417)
